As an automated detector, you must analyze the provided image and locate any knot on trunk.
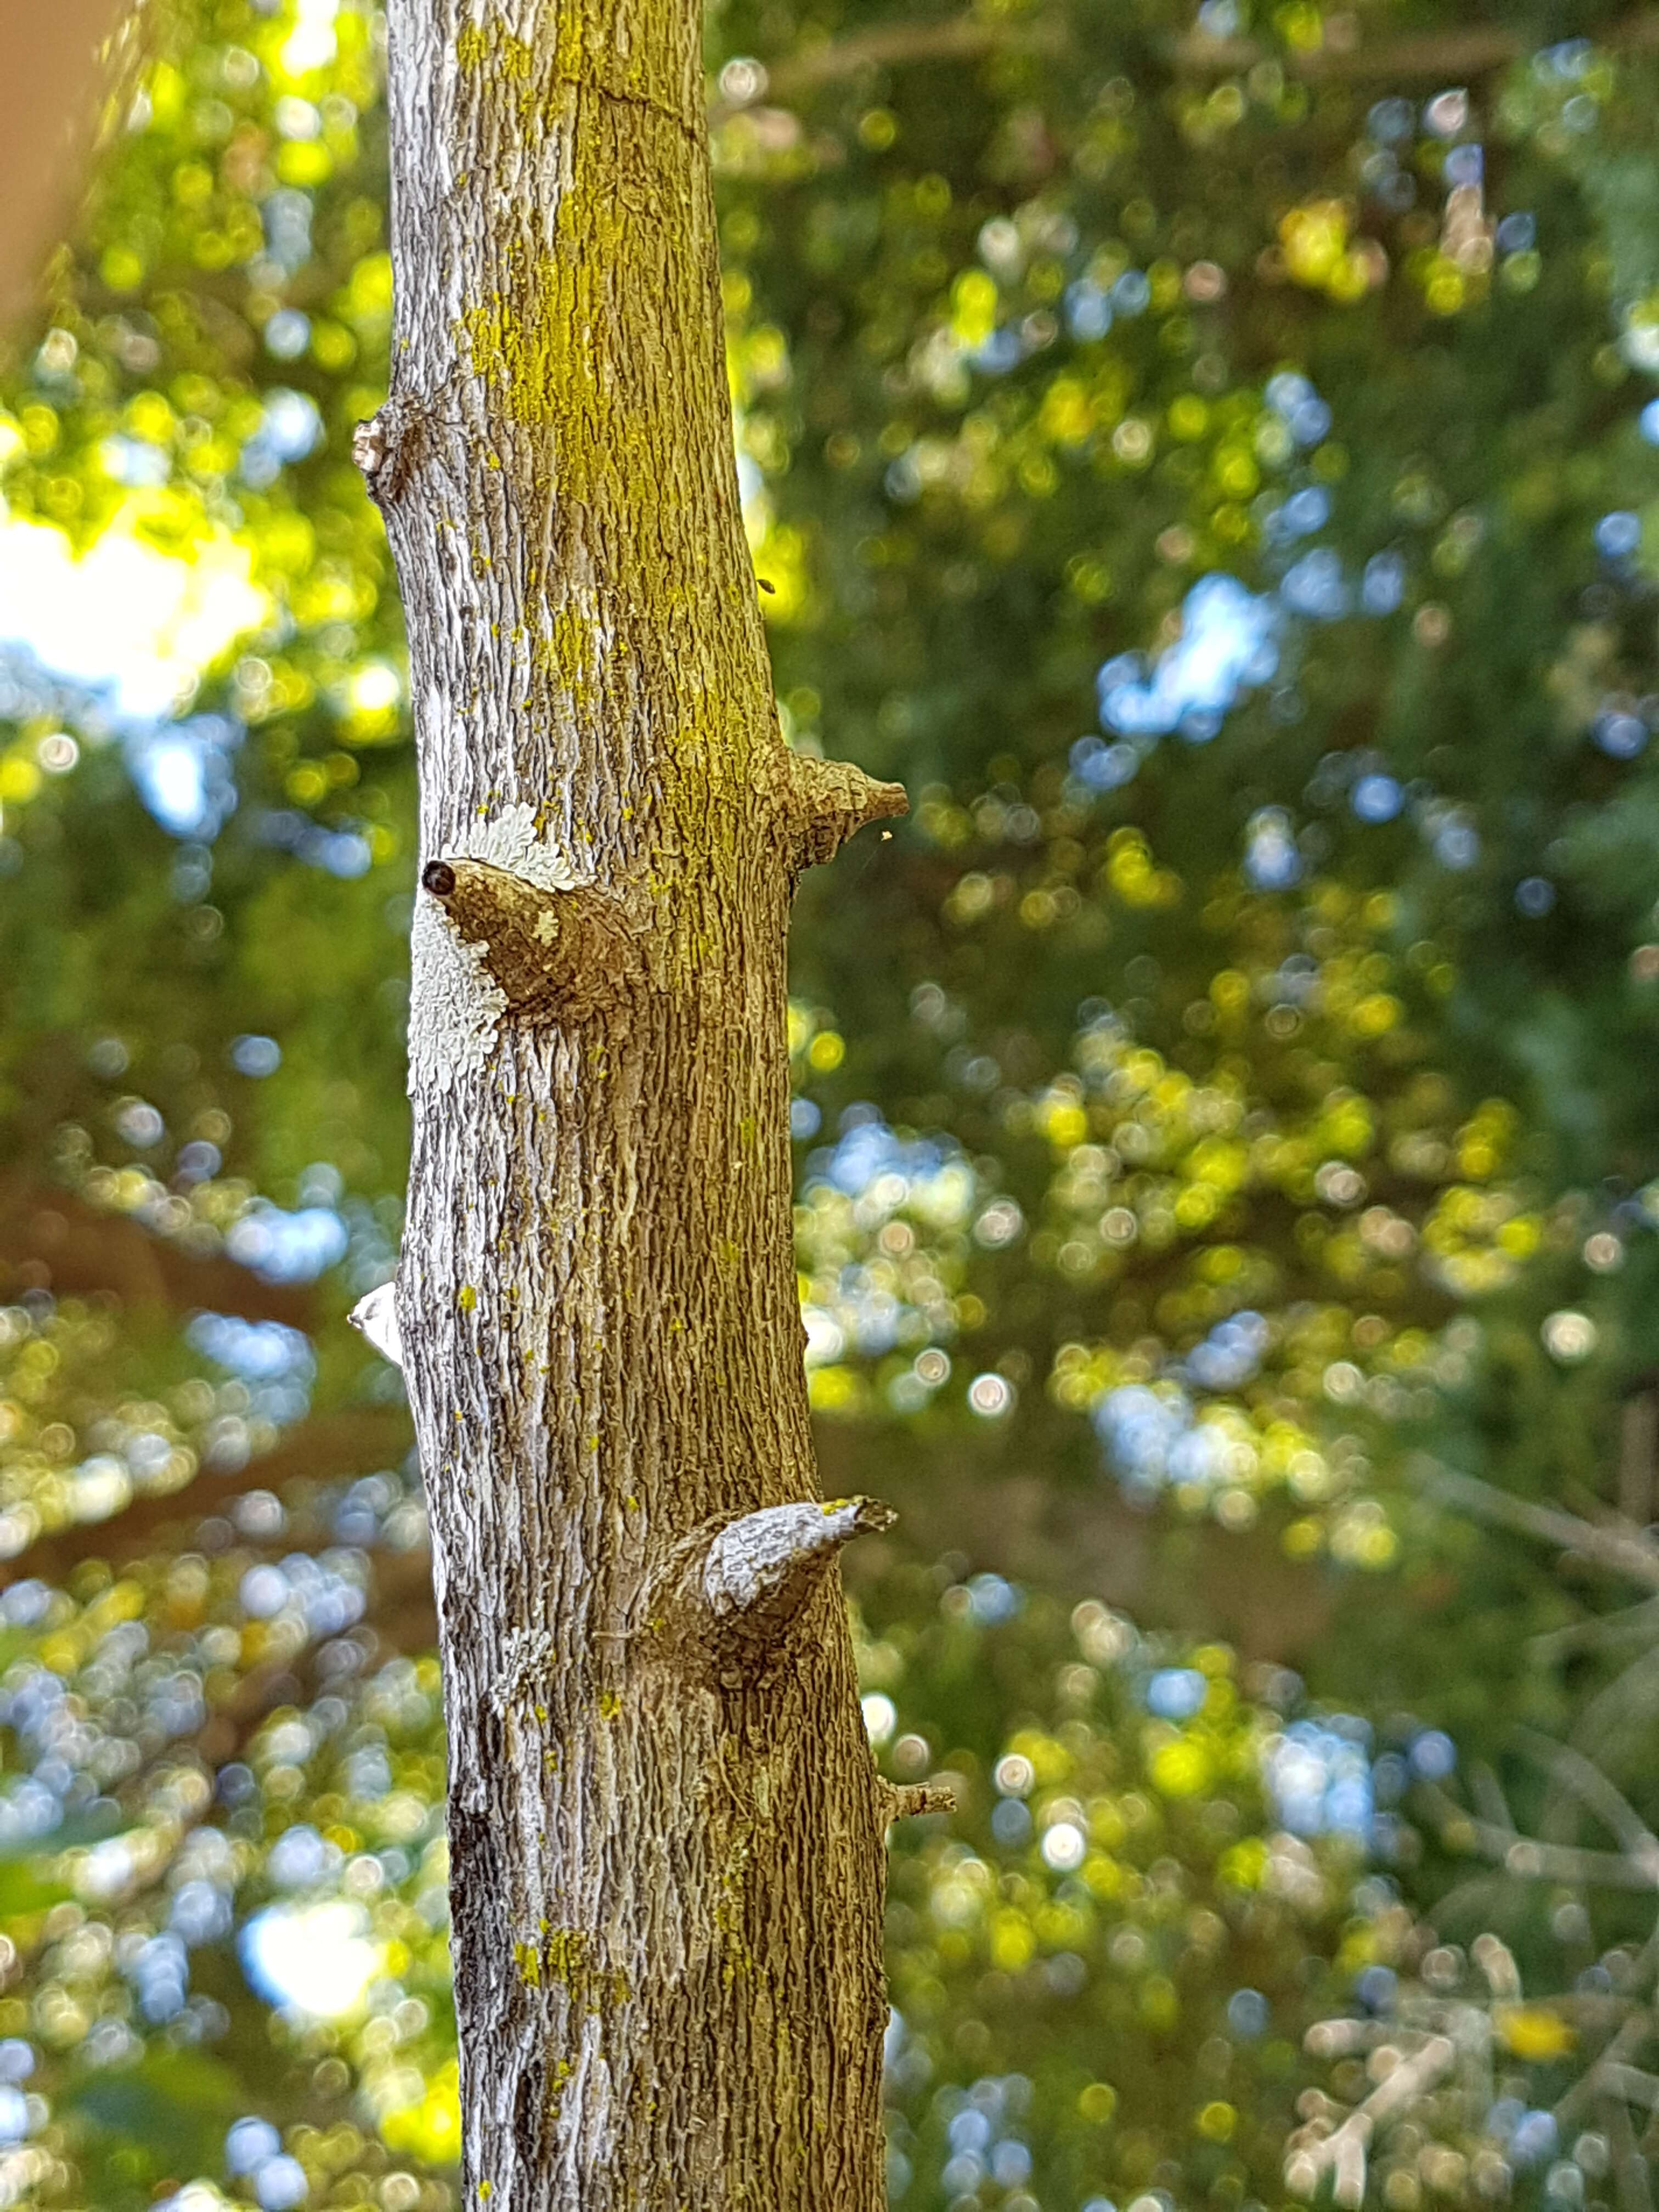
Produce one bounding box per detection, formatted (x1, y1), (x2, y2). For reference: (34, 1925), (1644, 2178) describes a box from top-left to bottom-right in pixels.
(421, 855), (644, 1023)
(772, 752), (908, 873)
(685, 1497), (894, 1676)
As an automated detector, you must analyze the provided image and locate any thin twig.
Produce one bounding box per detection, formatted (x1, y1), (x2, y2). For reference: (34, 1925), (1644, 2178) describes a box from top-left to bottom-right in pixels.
(1470, 1760), (1514, 1835)
(1172, 12), (1659, 82)
(1426, 1872), (1515, 1931)
(4, 1404), (415, 1583)
(1289, 2036), (1458, 2210)
(1412, 1464), (1659, 1591)
(710, 14), (1062, 123)
(1515, 1729), (1659, 1874)
(1603, 2066), (1659, 2115)
(1557, 2016), (1654, 2126)
(1418, 1785), (1659, 1892)
(1530, 1598), (1659, 1663)
(1605, 2081), (1659, 2212)
(1569, 1644), (1659, 1771)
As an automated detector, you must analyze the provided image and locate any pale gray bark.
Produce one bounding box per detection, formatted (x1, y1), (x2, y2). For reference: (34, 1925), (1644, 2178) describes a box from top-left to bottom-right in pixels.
(363, 1), (923, 2202)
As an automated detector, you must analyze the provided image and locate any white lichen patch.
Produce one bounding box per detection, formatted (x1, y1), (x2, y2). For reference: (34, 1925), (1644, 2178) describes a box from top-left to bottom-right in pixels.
(408, 801), (584, 1093)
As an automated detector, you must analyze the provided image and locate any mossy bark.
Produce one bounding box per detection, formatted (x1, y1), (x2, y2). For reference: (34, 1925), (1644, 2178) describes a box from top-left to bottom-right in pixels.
(367, 1), (910, 2203)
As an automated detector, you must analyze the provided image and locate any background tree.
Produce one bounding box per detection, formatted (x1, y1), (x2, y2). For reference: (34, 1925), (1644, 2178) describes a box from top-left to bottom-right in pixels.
(0, 0), (137, 332)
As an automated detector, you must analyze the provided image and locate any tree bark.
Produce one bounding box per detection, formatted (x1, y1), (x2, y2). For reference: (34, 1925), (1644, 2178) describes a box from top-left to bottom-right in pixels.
(367, 2), (914, 2203)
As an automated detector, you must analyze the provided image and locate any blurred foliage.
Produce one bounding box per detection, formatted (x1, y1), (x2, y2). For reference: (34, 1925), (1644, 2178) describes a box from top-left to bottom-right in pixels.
(7, 0), (1659, 2207)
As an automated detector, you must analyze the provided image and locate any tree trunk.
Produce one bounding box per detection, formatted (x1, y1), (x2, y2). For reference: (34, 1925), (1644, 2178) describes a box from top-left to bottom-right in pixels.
(360, 2), (930, 2203)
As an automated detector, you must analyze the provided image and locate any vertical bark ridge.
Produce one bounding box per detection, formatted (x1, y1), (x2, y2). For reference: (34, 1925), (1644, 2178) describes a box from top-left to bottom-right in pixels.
(374, 0), (906, 2203)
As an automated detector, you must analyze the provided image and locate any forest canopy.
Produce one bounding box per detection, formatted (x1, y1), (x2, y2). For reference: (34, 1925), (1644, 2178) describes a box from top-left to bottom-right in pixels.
(4, 0), (1659, 2207)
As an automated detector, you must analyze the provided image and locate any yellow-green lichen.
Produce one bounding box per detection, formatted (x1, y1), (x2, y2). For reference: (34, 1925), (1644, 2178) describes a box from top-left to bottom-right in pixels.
(520, 1926), (631, 2012)
(533, 599), (600, 721)
(450, 18), (784, 971)
(454, 5), (685, 129)
(454, 20), (545, 140)
(456, 218), (647, 516)
(547, 2055), (574, 2120)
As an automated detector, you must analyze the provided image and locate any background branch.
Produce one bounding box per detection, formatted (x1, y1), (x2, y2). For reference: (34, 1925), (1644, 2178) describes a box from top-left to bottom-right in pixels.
(713, 4), (1659, 128)
(0, 1176), (319, 1329)
(4, 1404), (413, 1583)
(1413, 1463), (1659, 1590)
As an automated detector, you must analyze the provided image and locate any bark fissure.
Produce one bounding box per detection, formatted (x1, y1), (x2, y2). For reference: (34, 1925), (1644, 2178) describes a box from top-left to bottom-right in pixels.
(375, 0), (913, 2202)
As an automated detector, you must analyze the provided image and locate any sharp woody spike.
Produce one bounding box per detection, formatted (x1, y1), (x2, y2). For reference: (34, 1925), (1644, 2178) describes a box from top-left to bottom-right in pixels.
(701, 1496), (896, 1647)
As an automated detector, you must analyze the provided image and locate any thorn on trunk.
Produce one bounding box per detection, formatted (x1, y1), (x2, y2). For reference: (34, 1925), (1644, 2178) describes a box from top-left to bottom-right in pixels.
(348, 1280), (403, 1369)
(773, 752), (908, 873)
(701, 1496), (895, 1656)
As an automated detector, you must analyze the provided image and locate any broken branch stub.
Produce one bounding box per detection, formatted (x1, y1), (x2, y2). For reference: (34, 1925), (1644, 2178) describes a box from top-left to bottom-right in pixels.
(882, 1780), (957, 1824)
(774, 753), (909, 872)
(699, 1496), (895, 1661)
(348, 1281), (403, 1370)
(420, 856), (645, 1023)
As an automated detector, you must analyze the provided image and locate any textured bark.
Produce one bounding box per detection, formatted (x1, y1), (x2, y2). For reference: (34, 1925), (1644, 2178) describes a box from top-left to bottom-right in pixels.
(370, 2), (920, 2203)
